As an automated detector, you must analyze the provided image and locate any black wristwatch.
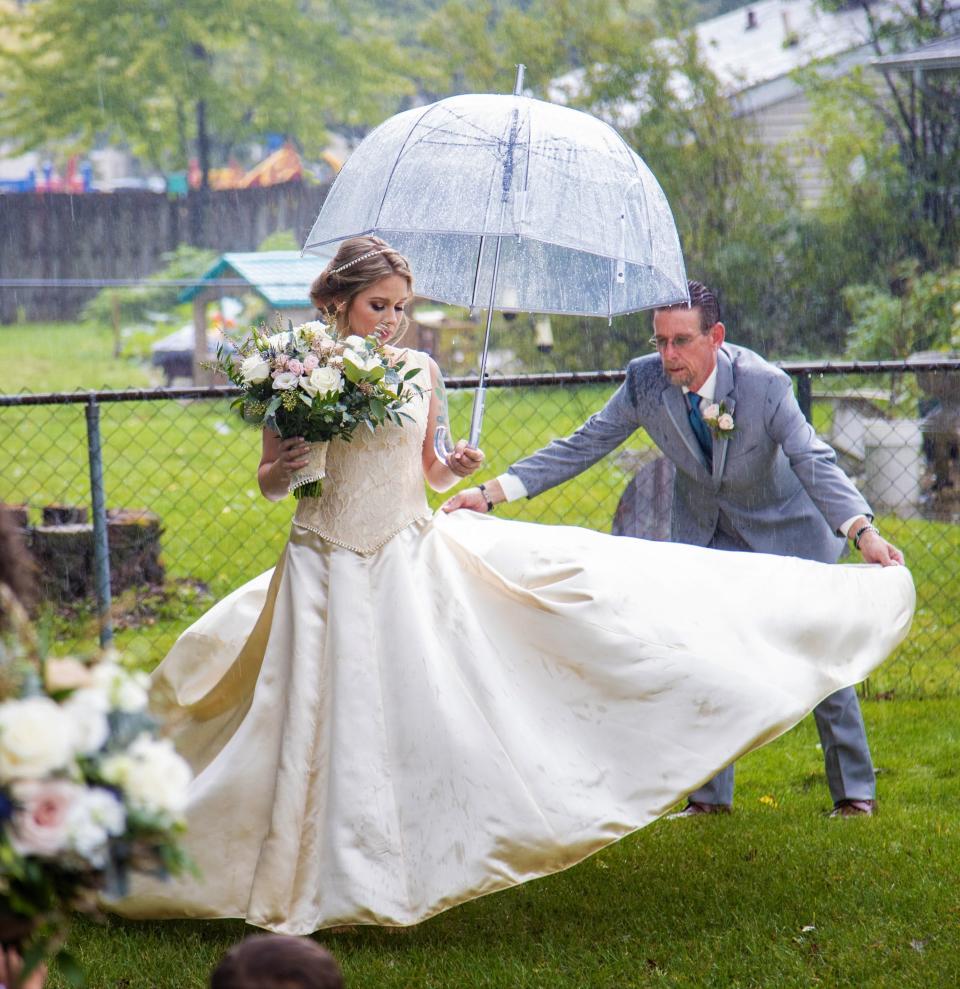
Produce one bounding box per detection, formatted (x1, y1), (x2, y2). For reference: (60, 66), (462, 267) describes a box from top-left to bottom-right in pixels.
(478, 483), (495, 513)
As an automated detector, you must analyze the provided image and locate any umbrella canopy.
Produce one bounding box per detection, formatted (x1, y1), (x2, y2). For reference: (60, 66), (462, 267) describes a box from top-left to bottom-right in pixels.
(303, 92), (688, 319)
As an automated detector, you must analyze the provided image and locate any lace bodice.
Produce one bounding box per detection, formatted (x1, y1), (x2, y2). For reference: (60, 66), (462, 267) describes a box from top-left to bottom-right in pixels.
(293, 350), (432, 555)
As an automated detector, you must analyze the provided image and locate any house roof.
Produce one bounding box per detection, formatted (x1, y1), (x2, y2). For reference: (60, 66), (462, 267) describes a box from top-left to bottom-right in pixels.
(694, 0), (880, 93)
(872, 33), (960, 71)
(549, 0), (914, 121)
(179, 249), (336, 307)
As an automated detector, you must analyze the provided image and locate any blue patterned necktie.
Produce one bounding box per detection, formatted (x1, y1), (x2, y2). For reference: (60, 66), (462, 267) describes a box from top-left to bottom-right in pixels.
(687, 393), (713, 468)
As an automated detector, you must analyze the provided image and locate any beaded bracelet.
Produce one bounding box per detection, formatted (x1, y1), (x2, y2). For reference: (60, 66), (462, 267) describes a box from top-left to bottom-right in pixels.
(478, 483), (495, 513)
(853, 523), (880, 550)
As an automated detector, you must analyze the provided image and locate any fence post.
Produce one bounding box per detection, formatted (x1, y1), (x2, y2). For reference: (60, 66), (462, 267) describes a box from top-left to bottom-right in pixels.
(797, 373), (813, 424)
(84, 397), (113, 647)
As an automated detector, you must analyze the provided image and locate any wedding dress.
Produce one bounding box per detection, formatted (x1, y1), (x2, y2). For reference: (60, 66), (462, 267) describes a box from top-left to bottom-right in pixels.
(115, 349), (915, 935)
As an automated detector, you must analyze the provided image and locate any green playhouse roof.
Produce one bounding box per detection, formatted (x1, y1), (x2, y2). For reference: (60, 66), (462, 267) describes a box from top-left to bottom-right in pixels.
(180, 249), (336, 308)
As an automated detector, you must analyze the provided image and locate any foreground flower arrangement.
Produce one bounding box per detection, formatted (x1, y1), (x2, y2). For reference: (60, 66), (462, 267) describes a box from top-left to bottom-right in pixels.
(0, 593), (193, 969)
(213, 320), (423, 498)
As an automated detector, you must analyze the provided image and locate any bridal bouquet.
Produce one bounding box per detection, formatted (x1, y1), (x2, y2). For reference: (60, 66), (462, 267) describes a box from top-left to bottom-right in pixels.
(0, 595), (193, 972)
(213, 320), (423, 498)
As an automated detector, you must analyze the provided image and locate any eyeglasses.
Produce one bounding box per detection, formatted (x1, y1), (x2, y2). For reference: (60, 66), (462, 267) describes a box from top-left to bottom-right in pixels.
(648, 334), (699, 352)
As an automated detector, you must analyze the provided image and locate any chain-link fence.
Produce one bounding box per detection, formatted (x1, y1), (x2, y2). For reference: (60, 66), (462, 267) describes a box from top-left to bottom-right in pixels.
(2, 360), (958, 697)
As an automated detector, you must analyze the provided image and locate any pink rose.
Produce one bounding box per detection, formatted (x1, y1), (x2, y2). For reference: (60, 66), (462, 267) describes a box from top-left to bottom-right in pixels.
(9, 779), (80, 858)
(303, 354), (319, 372)
(702, 403), (721, 421)
(287, 359), (304, 376)
(718, 413), (735, 431)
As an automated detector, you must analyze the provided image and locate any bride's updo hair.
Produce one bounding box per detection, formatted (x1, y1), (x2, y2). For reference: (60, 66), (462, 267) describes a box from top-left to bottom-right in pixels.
(310, 236), (413, 339)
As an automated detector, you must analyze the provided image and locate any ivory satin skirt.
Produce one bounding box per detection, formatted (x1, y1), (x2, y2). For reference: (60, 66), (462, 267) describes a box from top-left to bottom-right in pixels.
(113, 511), (915, 934)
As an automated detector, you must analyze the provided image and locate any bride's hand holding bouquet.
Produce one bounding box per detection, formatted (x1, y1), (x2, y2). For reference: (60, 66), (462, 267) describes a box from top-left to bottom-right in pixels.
(213, 320), (422, 499)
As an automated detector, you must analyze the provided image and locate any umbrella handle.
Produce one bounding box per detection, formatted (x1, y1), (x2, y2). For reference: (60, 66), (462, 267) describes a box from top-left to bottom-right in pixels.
(468, 388), (485, 448)
(433, 424), (455, 465)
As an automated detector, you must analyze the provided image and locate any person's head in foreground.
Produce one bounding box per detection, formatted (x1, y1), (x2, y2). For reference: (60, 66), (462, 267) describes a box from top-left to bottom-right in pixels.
(210, 934), (344, 989)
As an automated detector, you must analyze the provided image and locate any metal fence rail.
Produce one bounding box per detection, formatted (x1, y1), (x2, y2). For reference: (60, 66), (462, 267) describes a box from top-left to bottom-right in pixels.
(2, 359), (958, 698)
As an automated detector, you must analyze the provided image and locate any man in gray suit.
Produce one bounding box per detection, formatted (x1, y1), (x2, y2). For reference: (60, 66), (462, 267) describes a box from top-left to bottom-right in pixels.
(444, 280), (904, 818)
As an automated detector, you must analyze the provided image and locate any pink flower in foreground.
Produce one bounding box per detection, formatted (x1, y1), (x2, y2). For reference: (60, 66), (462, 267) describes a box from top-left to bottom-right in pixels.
(303, 354), (320, 372)
(287, 359), (304, 377)
(9, 779), (81, 858)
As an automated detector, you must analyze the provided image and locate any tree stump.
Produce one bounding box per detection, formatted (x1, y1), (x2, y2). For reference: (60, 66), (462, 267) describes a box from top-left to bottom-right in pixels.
(107, 509), (165, 591)
(30, 509), (166, 602)
(42, 504), (89, 526)
(0, 504), (29, 528)
(30, 524), (94, 602)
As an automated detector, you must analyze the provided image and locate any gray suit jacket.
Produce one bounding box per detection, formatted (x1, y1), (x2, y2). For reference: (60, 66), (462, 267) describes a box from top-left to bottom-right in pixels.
(509, 343), (872, 564)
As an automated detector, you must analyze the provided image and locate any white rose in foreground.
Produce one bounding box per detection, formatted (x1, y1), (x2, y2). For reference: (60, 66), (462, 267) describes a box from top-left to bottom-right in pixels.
(103, 735), (192, 821)
(0, 696), (75, 782)
(343, 334), (367, 351)
(91, 662), (149, 713)
(717, 413), (735, 431)
(62, 689), (110, 756)
(300, 366), (343, 399)
(240, 354), (271, 384)
(9, 779), (81, 857)
(66, 787), (126, 867)
(271, 371), (299, 391)
(702, 403), (721, 421)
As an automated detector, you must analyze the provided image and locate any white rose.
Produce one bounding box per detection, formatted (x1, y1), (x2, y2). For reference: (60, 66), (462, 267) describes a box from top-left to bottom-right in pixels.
(300, 366), (343, 399)
(271, 371), (299, 391)
(62, 690), (110, 755)
(265, 331), (292, 350)
(343, 349), (381, 379)
(702, 403), (721, 421)
(240, 354), (271, 384)
(297, 320), (332, 338)
(0, 696), (75, 782)
(717, 413), (735, 431)
(66, 787), (126, 867)
(104, 735), (192, 821)
(343, 334), (367, 351)
(91, 663), (149, 713)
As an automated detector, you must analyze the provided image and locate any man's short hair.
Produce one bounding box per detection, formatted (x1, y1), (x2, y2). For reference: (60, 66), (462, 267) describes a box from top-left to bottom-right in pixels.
(655, 280), (721, 334)
(210, 935), (344, 989)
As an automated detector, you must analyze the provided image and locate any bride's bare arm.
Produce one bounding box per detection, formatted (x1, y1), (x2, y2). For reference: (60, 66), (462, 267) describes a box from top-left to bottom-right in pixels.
(422, 357), (484, 492)
(258, 430), (311, 502)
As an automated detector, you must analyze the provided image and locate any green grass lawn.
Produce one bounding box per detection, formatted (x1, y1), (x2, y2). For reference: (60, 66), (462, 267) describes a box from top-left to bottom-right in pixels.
(49, 697), (960, 989)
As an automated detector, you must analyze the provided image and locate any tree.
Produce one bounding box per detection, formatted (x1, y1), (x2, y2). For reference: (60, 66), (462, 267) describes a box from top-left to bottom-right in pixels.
(816, 0), (960, 266)
(0, 0), (414, 186)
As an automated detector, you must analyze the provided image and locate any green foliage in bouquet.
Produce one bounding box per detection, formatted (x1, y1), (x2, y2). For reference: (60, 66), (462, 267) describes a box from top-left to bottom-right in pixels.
(212, 319), (424, 498)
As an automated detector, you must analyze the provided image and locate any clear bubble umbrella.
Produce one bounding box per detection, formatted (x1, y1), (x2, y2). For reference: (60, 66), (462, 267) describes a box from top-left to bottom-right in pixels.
(303, 67), (688, 453)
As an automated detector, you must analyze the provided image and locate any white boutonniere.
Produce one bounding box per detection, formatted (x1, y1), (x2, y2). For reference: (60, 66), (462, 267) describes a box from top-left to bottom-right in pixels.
(702, 401), (735, 439)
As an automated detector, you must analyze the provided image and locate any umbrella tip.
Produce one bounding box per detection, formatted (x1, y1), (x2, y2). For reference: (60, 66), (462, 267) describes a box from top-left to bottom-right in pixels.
(514, 64), (526, 96)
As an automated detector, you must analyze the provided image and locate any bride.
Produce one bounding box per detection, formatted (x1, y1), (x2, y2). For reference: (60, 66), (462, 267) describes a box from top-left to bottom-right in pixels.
(114, 236), (915, 935)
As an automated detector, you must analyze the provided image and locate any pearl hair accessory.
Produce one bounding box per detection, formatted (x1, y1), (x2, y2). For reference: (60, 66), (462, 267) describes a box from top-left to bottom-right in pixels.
(330, 249), (389, 275)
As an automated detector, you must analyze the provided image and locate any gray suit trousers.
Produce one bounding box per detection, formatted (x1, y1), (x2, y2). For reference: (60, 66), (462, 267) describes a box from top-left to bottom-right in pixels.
(688, 527), (877, 807)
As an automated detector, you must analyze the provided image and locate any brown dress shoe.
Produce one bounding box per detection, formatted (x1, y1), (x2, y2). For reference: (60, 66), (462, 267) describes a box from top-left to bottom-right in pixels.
(666, 801), (733, 819)
(829, 798), (876, 818)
